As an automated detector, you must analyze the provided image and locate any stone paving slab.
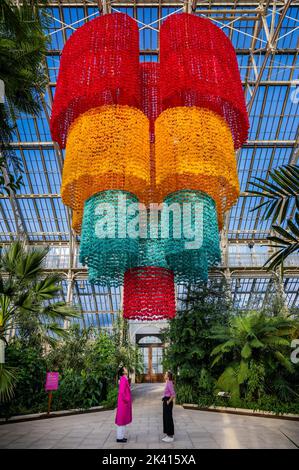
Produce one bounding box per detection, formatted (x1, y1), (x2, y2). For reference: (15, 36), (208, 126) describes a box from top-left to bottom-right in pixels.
(0, 383), (298, 449)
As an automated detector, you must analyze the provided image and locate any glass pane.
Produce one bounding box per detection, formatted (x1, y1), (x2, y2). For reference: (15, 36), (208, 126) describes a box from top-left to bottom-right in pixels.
(141, 348), (149, 374)
(152, 347), (163, 374)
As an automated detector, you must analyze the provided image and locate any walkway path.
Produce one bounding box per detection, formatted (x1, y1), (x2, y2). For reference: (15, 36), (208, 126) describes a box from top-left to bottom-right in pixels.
(0, 384), (298, 449)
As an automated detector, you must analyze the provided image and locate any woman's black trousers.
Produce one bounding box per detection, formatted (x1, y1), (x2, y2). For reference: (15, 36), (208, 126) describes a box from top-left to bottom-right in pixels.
(162, 397), (174, 436)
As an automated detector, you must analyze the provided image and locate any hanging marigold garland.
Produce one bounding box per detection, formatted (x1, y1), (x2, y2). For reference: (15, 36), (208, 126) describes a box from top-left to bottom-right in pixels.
(123, 267), (176, 320)
(159, 13), (249, 149)
(139, 62), (162, 203)
(163, 190), (221, 284)
(50, 13), (140, 148)
(49, 12), (249, 320)
(155, 106), (240, 229)
(140, 62), (162, 143)
(62, 105), (150, 232)
(79, 190), (140, 287)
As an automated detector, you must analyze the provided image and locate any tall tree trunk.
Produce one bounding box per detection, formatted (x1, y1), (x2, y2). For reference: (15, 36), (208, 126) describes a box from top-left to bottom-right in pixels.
(0, 339), (5, 364)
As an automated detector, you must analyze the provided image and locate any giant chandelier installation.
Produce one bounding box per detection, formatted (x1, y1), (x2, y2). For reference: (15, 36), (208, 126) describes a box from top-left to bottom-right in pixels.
(51, 12), (249, 321)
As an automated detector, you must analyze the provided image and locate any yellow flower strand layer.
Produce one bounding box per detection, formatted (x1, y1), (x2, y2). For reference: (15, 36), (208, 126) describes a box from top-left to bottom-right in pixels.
(155, 107), (240, 229)
(72, 209), (83, 234)
(61, 105), (151, 232)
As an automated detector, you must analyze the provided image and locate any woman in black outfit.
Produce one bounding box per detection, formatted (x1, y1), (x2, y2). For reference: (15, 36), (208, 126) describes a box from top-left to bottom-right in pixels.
(162, 370), (176, 442)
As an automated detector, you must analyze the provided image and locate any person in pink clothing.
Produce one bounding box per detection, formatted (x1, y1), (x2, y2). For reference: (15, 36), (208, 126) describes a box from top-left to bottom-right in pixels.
(115, 366), (132, 443)
(162, 370), (176, 443)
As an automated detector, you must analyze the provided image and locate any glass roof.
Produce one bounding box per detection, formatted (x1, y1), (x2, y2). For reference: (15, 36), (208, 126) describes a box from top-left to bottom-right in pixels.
(2, 1), (299, 324)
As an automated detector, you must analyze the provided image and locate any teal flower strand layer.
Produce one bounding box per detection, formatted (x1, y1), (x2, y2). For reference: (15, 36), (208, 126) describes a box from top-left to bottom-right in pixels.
(164, 190), (221, 284)
(79, 190), (139, 287)
(136, 207), (168, 268)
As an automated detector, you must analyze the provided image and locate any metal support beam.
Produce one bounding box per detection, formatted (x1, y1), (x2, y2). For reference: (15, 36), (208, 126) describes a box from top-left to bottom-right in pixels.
(8, 139), (297, 149)
(0, 158), (29, 243)
(247, 0), (292, 114)
(184, 0), (192, 14)
(64, 219), (76, 328)
(97, 0), (111, 14)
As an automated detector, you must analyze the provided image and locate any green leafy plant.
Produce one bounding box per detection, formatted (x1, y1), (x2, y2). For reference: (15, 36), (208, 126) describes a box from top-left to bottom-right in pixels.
(0, 241), (79, 403)
(46, 324), (93, 372)
(53, 369), (103, 410)
(210, 312), (297, 399)
(0, 0), (49, 194)
(0, 364), (18, 402)
(101, 386), (118, 408)
(266, 213), (299, 270)
(163, 279), (231, 387)
(0, 242), (80, 355)
(175, 383), (197, 405)
(0, 339), (48, 416)
(248, 164), (299, 269)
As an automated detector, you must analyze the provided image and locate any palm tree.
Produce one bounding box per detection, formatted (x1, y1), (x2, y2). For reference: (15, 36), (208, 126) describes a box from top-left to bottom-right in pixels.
(210, 312), (296, 399)
(248, 164), (299, 270)
(0, 241), (79, 401)
(0, 241), (80, 364)
(0, 0), (49, 194)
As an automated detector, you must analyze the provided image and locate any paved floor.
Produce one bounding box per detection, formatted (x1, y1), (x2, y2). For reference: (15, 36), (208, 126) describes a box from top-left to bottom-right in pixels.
(0, 383), (298, 449)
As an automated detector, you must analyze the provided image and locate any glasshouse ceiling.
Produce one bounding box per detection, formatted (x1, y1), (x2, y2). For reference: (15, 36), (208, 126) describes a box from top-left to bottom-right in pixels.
(1, 0), (299, 325)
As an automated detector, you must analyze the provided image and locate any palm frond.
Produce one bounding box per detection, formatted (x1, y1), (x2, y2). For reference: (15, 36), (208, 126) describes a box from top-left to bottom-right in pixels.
(216, 363), (240, 399)
(248, 164), (299, 224)
(264, 214), (299, 270)
(274, 351), (294, 373)
(0, 364), (18, 403)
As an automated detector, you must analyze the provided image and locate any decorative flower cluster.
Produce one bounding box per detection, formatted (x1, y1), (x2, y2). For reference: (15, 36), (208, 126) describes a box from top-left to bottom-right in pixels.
(51, 12), (248, 321)
(50, 13), (140, 148)
(79, 190), (139, 287)
(160, 13), (249, 149)
(61, 105), (150, 231)
(155, 107), (240, 230)
(123, 267), (176, 321)
(164, 190), (221, 284)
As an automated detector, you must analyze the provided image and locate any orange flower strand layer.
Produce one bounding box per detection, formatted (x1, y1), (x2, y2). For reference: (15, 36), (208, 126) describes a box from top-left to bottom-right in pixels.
(61, 105), (151, 231)
(155, 107), (240, 228)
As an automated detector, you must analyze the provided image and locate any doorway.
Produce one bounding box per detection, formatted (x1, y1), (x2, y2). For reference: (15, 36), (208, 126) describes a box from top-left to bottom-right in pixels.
(136, 335), (164, 383)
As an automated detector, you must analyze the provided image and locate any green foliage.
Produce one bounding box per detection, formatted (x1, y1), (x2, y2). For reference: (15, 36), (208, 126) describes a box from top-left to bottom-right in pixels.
(46, 324), (91, 372)
(175, 383), (197, 405)
(266, 213), (299, 270)
(0, 0), (49, 194)
(52, 369), (103, 411)
(101, 386), (118, 409)
(248, 164), (299, 270)
(163, 279), (231, 386)
(0, 339), (48, 417)
(210, 311), (297, 400)
(47, 324), (131, 412)
(1, 313), (140, 417)
(0, 241), (80, 349)
(246, 361), (265, 401)
(165, 280), (299, 415)
(0, 242), (80, 406)
(194, 393), (299, 415)
(0, 363), (18, 402)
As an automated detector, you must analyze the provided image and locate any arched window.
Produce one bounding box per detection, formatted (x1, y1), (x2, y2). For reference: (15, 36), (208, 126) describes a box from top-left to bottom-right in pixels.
(138, 335), (162, 345)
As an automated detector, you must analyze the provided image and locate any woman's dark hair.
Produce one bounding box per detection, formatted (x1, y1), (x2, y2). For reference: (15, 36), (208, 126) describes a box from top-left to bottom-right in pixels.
(167, 370), (174, 381)
(118, 366), (126, 379)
